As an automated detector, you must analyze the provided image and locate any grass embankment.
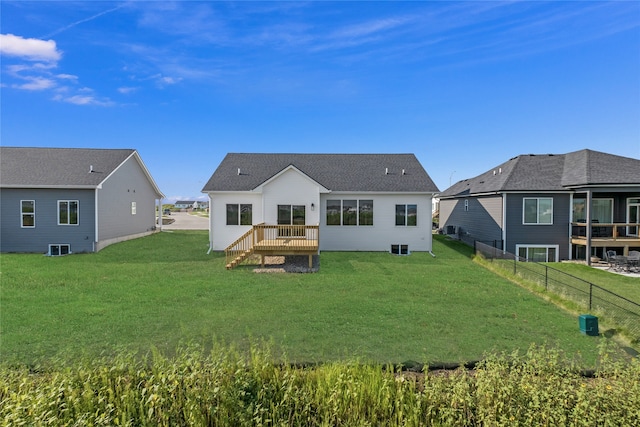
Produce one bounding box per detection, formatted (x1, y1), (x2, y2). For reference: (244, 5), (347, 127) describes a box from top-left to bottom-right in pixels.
(547, 262), (640, 302)
(0, 232), (626, 365)
(1, 342), (638, 426)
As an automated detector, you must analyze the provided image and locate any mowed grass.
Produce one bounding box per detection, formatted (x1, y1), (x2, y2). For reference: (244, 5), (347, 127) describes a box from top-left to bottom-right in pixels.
(543, 262), (640, 303)
(0, 232), (618, 366)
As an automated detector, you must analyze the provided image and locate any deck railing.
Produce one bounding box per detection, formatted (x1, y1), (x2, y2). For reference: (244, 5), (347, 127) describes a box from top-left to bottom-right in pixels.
(571, 222), (639, 240)
(224, 227), (257, 268)
(225, 224), (320, 269)
(253, 224), (319, 241)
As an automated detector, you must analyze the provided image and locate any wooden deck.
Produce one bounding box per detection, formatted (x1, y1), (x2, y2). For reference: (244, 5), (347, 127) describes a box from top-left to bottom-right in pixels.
(571, 222), (640, 255)
(225, 224), (319, 269)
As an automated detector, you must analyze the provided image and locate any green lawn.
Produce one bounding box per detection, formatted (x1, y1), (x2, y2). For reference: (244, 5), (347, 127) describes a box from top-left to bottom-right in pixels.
(0, 232), (625, 366)
(546, 262), (640, 303)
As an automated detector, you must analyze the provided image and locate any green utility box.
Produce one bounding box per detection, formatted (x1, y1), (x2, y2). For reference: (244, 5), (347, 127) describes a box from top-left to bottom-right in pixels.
(579, 314), (599, 336)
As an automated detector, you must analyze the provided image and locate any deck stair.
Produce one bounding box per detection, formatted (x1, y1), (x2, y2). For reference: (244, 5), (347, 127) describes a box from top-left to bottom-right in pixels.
(225, 227), (256, 269)
(224, 224), (320, 270)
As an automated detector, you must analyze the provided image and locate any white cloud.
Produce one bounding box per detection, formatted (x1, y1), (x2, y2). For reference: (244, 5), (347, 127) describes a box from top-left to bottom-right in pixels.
(43, 4), (127, 38)
(13, 76), (56, 91)
(332, 17), (412, 40)
(0, 33), (62, 63)
(1, 34), (113, 106)
(159, 75), (183, 85)
(145, 73), (184, 87)
(56, 73), (78, 81)
(118, 86), (138, 94)
(52, 93), (114, 107)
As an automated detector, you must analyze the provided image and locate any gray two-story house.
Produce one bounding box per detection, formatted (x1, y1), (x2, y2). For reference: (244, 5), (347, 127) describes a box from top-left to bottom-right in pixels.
(0, 147), (164, 254)
(438, 149), (640, 262)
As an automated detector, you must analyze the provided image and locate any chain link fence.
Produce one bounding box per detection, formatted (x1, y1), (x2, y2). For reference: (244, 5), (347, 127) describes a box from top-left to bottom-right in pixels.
(475, 241), (640, 344)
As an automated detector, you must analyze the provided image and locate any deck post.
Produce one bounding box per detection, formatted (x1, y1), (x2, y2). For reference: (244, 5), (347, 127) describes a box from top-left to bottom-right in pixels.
(261, 254), (265, 267)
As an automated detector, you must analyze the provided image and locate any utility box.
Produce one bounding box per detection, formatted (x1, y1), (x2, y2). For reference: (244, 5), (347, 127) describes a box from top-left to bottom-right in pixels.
(579, 314), (599, 336)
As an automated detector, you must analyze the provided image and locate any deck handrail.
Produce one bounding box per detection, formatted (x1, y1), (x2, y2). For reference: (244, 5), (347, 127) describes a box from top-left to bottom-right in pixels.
(253, 224), (319, 241)
(224, 224), (320, 268)
(571, 222), (639, 240)
(224, 227), (258, 267)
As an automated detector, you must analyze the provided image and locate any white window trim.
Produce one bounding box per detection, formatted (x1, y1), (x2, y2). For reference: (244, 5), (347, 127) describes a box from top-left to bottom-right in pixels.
(464, 199), (469, 212)
(20, 199), (35, 228)
(516, 244), (559, 262)
(131, 201), (137, 215)
(58, 200), (79, 226)
(48, 244), (71, 256)
(522, 197), (553, 225)
(627, 197), (640, 237)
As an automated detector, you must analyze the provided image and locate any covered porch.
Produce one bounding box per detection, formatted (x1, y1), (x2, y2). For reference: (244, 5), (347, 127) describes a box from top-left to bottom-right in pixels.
(225, 224), (319, 269)
(571, 222), (640, 257)
(571, 191), (640, 263)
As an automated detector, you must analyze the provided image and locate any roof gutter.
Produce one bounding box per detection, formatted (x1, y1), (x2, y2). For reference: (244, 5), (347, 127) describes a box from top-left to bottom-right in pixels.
(0, 184), (98, 189)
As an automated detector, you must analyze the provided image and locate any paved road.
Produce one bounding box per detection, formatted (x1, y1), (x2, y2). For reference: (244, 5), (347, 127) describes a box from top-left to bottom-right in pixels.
(162, 211), (209, 230)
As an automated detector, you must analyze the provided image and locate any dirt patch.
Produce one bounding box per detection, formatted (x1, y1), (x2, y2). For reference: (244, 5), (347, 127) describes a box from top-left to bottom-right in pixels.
(253, 255), (319, 273)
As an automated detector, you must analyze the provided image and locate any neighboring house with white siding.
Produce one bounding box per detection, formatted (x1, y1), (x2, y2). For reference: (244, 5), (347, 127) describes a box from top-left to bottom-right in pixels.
(0, 147), (164, 254)
(202, 153), (439, 259)
(438, 149), (640, 263)
(174, 200), (196, 209)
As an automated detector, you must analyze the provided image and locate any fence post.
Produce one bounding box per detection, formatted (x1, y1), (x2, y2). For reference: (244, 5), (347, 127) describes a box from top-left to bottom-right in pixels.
(545, 265), (548, 290)
(589, 283), (593, 310)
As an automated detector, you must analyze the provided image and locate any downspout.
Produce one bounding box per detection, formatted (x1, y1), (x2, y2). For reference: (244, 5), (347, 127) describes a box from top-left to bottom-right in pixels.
(586, 190), (592, 266)
(94, 188), (99, 252)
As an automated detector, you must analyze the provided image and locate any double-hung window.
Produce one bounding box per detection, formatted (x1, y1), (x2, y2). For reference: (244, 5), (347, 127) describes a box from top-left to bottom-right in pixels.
(226, 204), (252, 225)
(523, 198), (553, 224)
(395, 204), (417, 226)
(21, 200), (35, 228)
(58, 200), (79, 225)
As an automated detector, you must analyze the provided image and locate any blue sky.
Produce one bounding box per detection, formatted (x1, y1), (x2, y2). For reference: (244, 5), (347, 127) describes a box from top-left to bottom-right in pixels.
(2, 1), (639, 202)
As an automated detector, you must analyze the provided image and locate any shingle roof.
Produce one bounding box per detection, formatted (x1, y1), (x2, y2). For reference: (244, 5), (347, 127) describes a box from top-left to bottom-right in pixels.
(439, 149), (640, 197)
(0, 147), (162, 196)
(202, 153), (439, 193)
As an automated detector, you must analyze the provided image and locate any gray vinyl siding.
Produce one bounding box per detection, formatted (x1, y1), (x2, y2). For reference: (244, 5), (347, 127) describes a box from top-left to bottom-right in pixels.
(439, 196), (503, 245)
(0, 188), (95, 253)
(505, 193), (571, 259)
(97, 155), (159, 242)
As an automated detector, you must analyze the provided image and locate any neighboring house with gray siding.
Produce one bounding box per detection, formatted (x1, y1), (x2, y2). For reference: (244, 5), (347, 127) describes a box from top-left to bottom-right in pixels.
(438, 149), (640, 262)
(0, 147), (164, 254)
